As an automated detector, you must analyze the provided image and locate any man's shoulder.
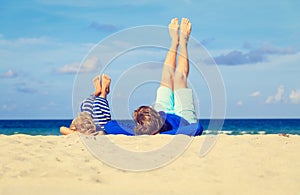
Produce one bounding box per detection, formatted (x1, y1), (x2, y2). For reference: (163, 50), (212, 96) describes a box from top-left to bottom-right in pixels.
(166, 113), (189, 124)
(158, 111), (189, 128)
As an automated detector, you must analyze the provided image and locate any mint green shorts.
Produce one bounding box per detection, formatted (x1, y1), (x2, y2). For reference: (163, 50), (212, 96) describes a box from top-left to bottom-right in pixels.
(153, 86), (197, 124)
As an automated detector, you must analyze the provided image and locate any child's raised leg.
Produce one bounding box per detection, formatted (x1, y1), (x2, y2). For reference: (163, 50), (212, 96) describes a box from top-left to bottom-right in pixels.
(99, 74), (111, 99)
(93, 75), (102, 97)
(93, 74), (112, 130)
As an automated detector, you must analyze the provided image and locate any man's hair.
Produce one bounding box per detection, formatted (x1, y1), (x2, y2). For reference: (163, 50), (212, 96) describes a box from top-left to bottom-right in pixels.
(133, 106), (165, 135)
(70, 112), (96, 134)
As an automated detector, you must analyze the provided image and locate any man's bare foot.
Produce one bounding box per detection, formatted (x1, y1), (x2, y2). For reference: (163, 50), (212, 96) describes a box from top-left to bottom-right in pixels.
(93, 75), (102, 96)
(179, 18), (192, 45)
(168, 18), (179, 47)
(100, 74), (111, 98)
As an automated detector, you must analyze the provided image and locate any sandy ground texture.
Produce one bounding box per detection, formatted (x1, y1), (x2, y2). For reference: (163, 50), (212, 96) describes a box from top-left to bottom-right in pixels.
(0, 133), (299, 195)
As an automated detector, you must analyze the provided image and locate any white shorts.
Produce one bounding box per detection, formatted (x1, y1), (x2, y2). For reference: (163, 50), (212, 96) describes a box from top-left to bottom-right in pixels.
(153, 86), (197, 124)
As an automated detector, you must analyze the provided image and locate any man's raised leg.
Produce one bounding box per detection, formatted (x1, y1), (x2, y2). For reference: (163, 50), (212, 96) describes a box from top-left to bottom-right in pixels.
(154, 18), (180, 113)
(160, 18), (179, 90)
(174, 18), (197, 124)
(174, 18), (191, 90)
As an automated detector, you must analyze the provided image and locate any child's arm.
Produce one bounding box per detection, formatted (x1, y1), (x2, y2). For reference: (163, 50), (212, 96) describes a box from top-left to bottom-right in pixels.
(60, 126), (77, 135)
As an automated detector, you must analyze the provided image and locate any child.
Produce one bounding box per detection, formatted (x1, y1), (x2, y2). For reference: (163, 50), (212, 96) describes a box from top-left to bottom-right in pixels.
(60, 74), (112, 135)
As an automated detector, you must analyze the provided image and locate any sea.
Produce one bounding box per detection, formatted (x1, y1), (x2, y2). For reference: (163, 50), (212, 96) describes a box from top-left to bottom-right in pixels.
(0, 119), (300, 136)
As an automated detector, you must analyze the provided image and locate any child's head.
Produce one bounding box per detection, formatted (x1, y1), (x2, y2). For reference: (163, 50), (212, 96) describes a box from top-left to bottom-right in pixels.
(133, 106), (164, 135)
(71, 112), (96, 134)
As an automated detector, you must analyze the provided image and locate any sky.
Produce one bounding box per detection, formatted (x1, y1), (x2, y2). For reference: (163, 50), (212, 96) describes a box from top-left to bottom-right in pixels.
(0, 0), (300, 119)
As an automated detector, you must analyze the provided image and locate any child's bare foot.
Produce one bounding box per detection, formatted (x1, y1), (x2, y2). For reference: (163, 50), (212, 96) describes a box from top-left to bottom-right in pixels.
(179, 18), (192, 46)
(168, 18), (179, 47)
(93, 75), (102, 96)
(101, 74), (111, 98)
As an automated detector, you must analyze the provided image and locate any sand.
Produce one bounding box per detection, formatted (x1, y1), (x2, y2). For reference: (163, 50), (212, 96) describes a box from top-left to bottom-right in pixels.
(0, 133), (299, 195)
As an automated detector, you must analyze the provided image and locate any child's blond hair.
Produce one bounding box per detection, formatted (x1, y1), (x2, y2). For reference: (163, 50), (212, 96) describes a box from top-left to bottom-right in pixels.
(70, 112), (96, 134)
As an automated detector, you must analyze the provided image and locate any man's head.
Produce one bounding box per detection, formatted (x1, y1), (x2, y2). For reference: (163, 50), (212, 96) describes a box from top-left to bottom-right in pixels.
(133, 106), (165, 135)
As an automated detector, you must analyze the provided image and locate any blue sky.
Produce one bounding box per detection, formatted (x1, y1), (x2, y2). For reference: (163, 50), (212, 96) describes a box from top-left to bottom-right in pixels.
(0, 0), (300, 119)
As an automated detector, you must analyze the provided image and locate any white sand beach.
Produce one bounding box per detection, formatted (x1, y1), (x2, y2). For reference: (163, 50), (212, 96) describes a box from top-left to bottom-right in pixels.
(0, 133), (299, 195)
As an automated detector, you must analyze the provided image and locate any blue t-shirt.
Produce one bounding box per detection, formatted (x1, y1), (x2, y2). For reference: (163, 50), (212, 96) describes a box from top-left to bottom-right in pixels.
(104, 111), (203, 136)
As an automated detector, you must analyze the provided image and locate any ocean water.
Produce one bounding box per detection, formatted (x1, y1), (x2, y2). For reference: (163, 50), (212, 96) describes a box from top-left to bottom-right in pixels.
(0, 119), (300, 136)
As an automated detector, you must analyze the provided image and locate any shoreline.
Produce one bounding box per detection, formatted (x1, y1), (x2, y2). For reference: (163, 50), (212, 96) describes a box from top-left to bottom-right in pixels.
(0, 132), (298, 136)
(1, 134), (299, 194)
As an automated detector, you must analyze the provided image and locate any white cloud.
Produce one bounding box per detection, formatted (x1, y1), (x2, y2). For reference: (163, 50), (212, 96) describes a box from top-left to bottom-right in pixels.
(250, 91), (261, 97)
(1, 104), (17, 111)
(0, 69), (17, 78)
(57, 63), (80, 74)
(289, 89), (300, 104)
(57, 56), (98, 74)
(81, 57), (99, 72)
(237, 100), (243, 106)
(0, 36), (50, 47)
(265, 85), (284, 104)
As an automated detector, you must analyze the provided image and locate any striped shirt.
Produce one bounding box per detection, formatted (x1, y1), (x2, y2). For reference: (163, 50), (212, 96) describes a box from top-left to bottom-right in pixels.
(80, 95), (111, 130)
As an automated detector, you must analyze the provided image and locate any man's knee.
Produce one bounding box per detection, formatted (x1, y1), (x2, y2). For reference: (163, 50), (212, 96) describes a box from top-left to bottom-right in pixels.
(174, 71), (188, 89)
(174, 71), (187, 82)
